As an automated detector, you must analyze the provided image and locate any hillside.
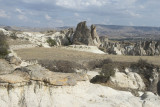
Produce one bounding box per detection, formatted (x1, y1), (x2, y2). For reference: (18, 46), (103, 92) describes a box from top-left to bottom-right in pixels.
(96, 24), (160, 39)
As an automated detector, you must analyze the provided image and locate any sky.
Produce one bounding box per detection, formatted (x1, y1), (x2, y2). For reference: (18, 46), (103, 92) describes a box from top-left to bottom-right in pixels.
(0, 0), (160, 27)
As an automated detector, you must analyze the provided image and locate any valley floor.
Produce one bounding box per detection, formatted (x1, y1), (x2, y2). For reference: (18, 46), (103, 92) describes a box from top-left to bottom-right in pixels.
(15, 47), (160, 66)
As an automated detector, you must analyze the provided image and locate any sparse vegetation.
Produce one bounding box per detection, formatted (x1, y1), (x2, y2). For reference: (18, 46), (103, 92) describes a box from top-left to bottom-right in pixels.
(15, 47), (160, 66)
(0, 31), (9, 58)
(100, 63), (115, 78)
(39, 60), (84, 73)
(47, 37), (56, 46)
(90, 61), (115, 83)
(130, 59), (159, 89)
(98, 47), (107, 53)
(10, 32), (18, 40)
(87, 58), (113, 70)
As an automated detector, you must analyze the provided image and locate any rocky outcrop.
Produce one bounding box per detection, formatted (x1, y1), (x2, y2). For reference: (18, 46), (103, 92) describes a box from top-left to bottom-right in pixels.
(148, 69), (159, 94)
(91, 25), (101, 47)
(72, 21), (101, 47)
(109, 68), (146, 90)
(0, 28), (74, 48)
(100, 38), (160, 56)
(0, 59), (14, 75)
(0, 63), (88, 86)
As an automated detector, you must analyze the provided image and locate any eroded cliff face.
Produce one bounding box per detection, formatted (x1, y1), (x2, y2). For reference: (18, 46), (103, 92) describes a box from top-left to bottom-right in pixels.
(100, 37), (160, 56)
(0, 59), (160, 107)
(0, 77), (160, 107)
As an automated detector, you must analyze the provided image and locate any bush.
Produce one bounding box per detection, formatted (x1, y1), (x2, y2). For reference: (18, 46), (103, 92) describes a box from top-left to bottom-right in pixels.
(90, 63), (115, 83)
(100, 63), (115, 79)
(47, 37), (56, 46)
(130, 59), (154, 70)
(99, 47), (107, 53)
(0, 31), (9, 58)
(87, 58), (113, 70)
(10, 32), (18, 40)
(39, 60), (84, 73)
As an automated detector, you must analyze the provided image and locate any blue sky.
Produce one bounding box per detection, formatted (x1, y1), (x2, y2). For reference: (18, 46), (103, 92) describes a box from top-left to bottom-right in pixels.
(0, 0), (160, 27)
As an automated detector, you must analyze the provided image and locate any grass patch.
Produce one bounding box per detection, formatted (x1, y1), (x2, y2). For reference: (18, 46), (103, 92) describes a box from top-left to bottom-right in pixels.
(0, 31), (9, 58)
(39, 60), (84, 73)
(47, 37), (56, 46)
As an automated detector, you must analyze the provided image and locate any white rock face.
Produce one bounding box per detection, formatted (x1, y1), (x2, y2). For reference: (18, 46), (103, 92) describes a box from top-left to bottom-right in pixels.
(0, 81), (159, 107)
(0, 28), (71, 48)
(16, 31), (71, 47)
(113, 47), (122, 55)
(64, 45), (105, 54)
(0, 28), (11, 35)
(109, 68), (146, 90)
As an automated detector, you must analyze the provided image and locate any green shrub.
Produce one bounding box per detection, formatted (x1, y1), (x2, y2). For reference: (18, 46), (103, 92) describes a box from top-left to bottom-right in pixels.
(0, 31), (9, 58)
(10, 32), (18, 40)
(47, 37), (56, 46)
(90, 63), (115, 83)
(100, 63), (115, 79)
(99, 47), (107, 53)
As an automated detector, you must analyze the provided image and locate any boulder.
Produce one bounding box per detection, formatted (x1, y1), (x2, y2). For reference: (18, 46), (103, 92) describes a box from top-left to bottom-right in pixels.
(109, 68), (145, 90)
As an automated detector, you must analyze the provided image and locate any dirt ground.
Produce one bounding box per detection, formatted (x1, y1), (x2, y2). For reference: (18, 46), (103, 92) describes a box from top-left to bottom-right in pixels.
(15, 47), (160, 66)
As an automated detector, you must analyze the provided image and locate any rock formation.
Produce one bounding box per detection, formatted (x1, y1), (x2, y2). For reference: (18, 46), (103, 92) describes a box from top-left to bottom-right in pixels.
(91, 25), (101, 47)
(109, 68), (145, 90)
(72, 21), (101, 47)
(100, 37), (160, 56)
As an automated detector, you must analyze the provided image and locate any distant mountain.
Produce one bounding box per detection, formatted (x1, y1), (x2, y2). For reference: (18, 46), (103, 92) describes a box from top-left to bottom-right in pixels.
(1, 24), (160, 40)
(96, 24), (160, 39)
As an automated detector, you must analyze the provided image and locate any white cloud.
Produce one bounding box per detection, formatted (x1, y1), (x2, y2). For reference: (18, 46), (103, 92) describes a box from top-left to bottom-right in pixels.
(45, 14), (52, 20)
(139, 5), (145, 9)
(124, 10), (141, 18)
(56, 0), (107, 10)
(16, 8), (25, 14)
(55, 19), (63, 24)
(0, 10), (10, 18)
(18, 15), (28, 21)
(74, 13), (79, 17)
(129, 22), (134, 26)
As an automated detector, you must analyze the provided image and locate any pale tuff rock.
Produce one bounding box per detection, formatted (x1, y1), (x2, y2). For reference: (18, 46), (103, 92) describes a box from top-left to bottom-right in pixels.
(0, 62), (88, 86)
(72, 21), (101, 47)
(0, 28), (73, 48)
(0, 59), (14, 75)
(100, 39), (160, 56)
(0, 81), (159, 107)
(0, 28), (11, 35)
(64, 45), (105, 54)
(149, 69), (159, 94)
(91, 25), (101, 47)
(0, 70), (30, 84)
(100, 36), (109, 48)
(109, 68), (145, 90)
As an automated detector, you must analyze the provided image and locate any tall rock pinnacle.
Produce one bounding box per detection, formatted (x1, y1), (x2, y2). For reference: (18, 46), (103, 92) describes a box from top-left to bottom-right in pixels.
(72, 21), (101, 47)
